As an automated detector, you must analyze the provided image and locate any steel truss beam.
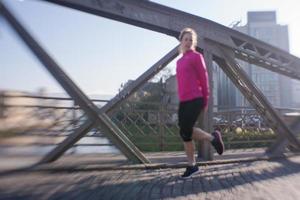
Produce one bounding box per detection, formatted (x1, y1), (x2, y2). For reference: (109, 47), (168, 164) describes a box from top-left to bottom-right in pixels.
(44, 0), (300, 81)
(0, 1), (180, 163)
(290, 117), (300, 134)
(209, 42), (300, 155)
(0, 2), (151, 164)
(273, 116), (300, 153)
(39, 47), (178, 164)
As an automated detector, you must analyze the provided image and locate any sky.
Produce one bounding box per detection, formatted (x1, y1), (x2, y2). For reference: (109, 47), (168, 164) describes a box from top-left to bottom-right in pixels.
(1, 0), (300, 98)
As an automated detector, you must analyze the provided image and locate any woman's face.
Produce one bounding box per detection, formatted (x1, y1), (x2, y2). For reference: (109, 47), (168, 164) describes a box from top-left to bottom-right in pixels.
(181, 33), (194, 52)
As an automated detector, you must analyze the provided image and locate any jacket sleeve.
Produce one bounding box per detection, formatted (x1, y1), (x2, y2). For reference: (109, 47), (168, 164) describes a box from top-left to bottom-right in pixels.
(194, 53), (210, 107)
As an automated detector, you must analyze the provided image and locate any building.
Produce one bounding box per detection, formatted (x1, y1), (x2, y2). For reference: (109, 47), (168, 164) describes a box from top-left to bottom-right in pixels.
(233, 11), (295, 108)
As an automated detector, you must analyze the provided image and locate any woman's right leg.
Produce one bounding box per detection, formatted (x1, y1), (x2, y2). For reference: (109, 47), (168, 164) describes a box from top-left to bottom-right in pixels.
(192, 127), (214, 141)
(192, 127), (224, 155)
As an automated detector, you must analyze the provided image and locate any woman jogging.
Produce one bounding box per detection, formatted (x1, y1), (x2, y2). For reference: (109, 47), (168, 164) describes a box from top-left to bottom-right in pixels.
(176, 27), (224, 178)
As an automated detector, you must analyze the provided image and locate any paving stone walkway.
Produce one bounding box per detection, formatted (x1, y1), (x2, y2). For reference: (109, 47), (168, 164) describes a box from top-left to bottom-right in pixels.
(1, 154), (300, 199)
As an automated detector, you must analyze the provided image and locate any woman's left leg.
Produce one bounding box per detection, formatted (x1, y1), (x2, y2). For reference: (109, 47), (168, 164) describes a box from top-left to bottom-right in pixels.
(183, 141), (196, 166)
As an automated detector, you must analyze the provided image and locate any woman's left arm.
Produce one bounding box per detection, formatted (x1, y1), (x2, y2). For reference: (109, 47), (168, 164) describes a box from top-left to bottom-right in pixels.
(194, 53), (210, 108)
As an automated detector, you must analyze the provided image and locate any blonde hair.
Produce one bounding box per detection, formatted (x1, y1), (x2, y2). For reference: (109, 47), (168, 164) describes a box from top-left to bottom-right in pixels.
(178, 27), (198, 54)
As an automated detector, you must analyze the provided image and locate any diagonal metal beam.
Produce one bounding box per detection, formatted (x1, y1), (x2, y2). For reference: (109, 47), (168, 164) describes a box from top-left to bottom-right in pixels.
(40, 120), (95, 163)
(212, 43), (300, 155)
(40, 46), (178, 163)
(290, 117), (300, 133)
(269, 115), (300, 153)
(100, 47), (179, 113)
(0, 2), (149, 164)
(43, 0), (300, 81)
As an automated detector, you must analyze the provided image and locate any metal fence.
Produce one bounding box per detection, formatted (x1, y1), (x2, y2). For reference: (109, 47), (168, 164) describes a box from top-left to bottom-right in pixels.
(0, 92), (299, 152)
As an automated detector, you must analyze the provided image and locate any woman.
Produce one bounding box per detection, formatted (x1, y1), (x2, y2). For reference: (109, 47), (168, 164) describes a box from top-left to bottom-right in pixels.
(176, 27), (224, 178)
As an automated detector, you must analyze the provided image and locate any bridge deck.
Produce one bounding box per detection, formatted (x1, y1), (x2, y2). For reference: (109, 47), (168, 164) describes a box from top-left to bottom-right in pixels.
(1, 149), (300, 199)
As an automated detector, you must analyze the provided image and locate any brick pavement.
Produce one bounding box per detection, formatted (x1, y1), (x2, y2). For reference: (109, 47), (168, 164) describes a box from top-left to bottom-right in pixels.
(1, 155), (300, 199)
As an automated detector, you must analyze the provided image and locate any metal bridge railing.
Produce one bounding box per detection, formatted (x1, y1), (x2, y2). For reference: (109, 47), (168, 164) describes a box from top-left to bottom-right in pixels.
(1, 92), (299, 152)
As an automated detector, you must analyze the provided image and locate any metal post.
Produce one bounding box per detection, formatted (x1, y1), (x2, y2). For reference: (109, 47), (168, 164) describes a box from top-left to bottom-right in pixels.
(0, 91), (5, 119)
(197, 49), (213, 161)
(159, 104), (164, 151)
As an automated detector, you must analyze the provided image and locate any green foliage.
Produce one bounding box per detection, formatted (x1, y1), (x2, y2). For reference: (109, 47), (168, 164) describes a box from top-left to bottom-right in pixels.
(115, 122), (277, 151)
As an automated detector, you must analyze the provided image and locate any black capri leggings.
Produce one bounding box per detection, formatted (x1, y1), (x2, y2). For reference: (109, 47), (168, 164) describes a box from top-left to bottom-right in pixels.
(178, 97), (204, 142)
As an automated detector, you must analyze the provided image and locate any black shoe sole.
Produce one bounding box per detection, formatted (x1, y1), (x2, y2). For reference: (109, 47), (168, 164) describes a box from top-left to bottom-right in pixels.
(181, 169), (200, 179)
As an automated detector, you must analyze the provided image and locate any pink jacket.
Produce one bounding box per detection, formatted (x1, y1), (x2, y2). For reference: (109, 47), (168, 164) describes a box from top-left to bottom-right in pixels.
(176, 50), (210, 107)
